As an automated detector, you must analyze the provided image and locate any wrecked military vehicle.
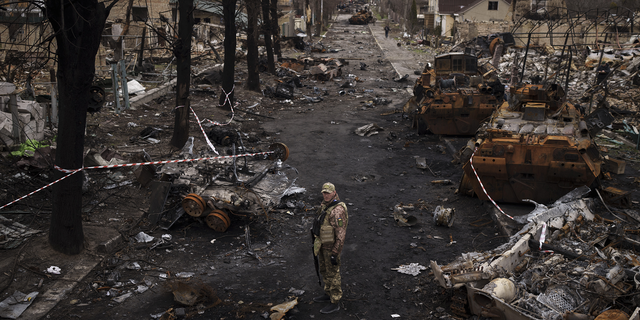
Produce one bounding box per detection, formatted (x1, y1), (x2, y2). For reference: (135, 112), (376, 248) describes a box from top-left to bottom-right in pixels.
(348, 9), (373, 25)
(403, 51), (504, 135)
(157, 142), (299, 232)
(458, 83), (608, 204)
(431, 187), (640, 319)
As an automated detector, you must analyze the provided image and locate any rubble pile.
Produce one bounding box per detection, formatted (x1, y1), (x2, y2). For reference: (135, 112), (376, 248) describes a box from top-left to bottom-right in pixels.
(487, 45), (640, 113)
(431, 188), (640, 319)
(0, 83), (47, 146)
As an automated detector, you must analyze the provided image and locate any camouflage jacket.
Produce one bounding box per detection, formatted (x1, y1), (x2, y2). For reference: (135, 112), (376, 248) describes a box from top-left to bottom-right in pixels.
(320, 199), (348, 255)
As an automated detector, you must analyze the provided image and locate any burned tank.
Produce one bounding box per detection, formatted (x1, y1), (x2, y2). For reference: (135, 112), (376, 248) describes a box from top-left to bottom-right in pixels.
(349, 10), (373, 25)
(403, 52), (504, 135)
(458, 83), (605, 204)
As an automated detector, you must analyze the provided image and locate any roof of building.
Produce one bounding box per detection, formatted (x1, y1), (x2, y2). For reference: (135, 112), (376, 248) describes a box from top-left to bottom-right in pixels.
(439, 0), (511, 15)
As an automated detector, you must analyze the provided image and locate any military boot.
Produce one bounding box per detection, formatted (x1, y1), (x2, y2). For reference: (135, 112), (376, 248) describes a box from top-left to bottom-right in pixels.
(313, 293), (330, 303)
(320, 302), (340, 314)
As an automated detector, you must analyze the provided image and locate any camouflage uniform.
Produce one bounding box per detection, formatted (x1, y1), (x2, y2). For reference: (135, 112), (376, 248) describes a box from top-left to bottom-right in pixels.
(315, 195), (348, 304)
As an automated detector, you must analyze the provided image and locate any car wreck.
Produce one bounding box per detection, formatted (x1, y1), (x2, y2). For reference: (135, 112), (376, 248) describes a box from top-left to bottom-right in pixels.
(403, 51), (504, 135)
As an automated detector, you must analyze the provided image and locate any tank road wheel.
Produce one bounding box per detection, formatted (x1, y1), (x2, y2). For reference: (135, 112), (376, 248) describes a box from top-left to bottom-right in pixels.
(205, 209), (231, 232)
(268, 142), (290, 162)
(182, 194), (206, 217)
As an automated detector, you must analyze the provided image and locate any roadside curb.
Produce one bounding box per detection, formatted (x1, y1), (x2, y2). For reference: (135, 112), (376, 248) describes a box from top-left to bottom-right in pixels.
(368, 22), (402, 78)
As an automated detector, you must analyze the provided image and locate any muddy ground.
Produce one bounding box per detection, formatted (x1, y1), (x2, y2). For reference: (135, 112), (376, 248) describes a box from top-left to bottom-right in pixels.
(1, 14), (638, 320)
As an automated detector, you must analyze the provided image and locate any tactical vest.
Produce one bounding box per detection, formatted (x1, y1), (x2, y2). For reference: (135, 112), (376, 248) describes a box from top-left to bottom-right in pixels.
(313, 201), (348, 246)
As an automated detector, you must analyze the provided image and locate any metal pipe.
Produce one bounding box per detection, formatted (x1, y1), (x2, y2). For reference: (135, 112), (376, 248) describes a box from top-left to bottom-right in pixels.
(519, 32), (532, 84)
(563, 46), (573, 97)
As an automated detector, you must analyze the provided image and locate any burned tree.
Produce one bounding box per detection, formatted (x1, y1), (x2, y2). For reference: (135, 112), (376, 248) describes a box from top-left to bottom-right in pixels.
(246, 0), (260, 91)
(261, 0), (275, 74)
(219, 0), (237, 110)
(169, 0), (194, 150)
(47, 0), (116, 254)
(270, 0), (281, 57)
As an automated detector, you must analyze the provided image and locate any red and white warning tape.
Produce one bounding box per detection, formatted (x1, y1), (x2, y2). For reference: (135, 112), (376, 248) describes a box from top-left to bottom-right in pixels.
(468, 147), (513, 220)
(190, 107), (218, 154)
(0, 150), (274, 211)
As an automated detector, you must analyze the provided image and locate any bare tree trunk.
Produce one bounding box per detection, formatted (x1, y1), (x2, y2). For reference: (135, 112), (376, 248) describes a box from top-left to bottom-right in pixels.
(270, 0), (281, 58)
(261, 0), (275, 74)
(220, 0), (237, 110)
(246, 0), (260, 91)
(46, 0), (112, 255)
(170, 0), (194, 149)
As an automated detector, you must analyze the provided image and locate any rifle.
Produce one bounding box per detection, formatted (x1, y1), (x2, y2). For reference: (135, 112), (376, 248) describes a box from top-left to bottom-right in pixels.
(311, 229), (322, 286)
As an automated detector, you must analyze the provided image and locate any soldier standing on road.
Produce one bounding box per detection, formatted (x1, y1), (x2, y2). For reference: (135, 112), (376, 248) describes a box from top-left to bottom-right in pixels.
(384, 25), (390, 38)
(311, 182), (348, 314)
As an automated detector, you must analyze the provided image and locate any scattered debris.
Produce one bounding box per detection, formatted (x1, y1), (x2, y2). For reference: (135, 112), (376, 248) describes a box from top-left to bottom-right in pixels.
(0, 215), (41, 249)
(355, 123), (383, 137)
(431, 190), (640, 318)
(0, 291), (39, 319)
(433, 206), (455, 227)
(46, 266), (61, 275)
(393, 204), (417, 227)
(269, 298), (298, 320)
(392, 263), (426, 276)
(167, 281), (218, 307)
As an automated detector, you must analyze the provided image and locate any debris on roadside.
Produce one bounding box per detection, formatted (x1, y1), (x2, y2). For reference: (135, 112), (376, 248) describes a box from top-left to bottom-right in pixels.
(0, 215), (41, 249)
(355, 123), (383, 136)
(431, 189), (640, 319)
(0, 291), (39, 319)
(269, 298), (298, 320)
(393, 204), (417, 227)
(392, 263), (426, 276)
(433, 206), (455, 227)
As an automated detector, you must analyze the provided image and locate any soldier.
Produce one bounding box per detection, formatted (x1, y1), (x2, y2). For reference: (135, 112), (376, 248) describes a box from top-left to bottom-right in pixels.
(384, 25), (390, 38)
(311, 182), (348, 314)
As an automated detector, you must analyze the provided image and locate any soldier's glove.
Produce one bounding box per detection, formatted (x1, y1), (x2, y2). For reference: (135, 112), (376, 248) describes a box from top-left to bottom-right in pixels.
(330, 255), (338, 266)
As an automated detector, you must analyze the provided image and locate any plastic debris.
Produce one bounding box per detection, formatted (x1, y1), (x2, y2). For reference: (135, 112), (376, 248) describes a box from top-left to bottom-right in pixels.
(355, 123), (384, 137)
(112, 292), (132, 303)
(135, 232), (154, 243)
(0, 291), (39, 319)
(392, 263), (427, 276)
(175, 272), (195, 278)
(288, 288), (305, 296)
(46, 266), (61, 275)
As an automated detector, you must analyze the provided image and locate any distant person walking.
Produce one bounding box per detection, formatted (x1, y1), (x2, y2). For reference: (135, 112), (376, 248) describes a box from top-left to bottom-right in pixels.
(384, 25), (390, 38)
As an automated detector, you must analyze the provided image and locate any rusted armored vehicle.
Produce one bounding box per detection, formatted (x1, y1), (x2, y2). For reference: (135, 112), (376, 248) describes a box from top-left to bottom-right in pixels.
(348, 10), (373, 25)
(458, 83), (604, 204)
(403, 52), (504, 135)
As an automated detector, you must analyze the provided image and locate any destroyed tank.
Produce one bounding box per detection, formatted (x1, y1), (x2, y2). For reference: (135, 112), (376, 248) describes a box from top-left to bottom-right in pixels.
(458, 83), (603, 204)
(403, 52), (504, 135)
(348, 10), (373, 25)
